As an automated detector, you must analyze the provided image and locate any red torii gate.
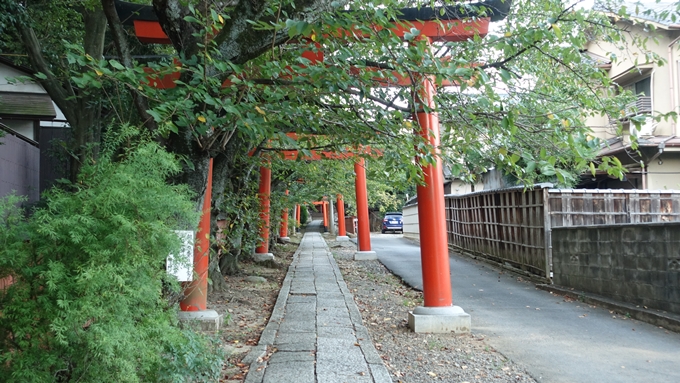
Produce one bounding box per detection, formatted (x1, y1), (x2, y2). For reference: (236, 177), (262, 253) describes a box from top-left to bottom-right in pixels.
(116, 0), (509, 333)
(251, 135), (378, 259)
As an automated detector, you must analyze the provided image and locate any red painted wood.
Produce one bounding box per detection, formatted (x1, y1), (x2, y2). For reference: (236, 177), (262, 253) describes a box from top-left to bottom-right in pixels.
(133, 20), (172, 44)
(336, 194), (346, 236)
(322, 200), (328, 229)
(255, 166), (272, 254)
(180, 158), (213, 311)
(280, 190), (289, 237)
(354, 159), (371, 251)
(414, 72), (453, 308)
(133, 18), (489, 45)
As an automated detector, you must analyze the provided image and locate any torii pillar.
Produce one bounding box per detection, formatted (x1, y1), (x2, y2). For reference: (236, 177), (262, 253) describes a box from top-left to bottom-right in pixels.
(279, 190), (290, 242)
(336, 194), (349, 241)
(296, 204), (301, 229)
(321, 199), (329, 233)
(408, 61), (470, 333)
(178, 158), (221, 330)
(254, 166), (275, 261)
(353, 158), (376, 260)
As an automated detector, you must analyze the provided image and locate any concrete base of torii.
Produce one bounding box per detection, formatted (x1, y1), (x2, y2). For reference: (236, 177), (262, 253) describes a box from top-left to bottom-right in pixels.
(253, 252), (275, 262)
(354, 250), (377, 260)
(279, 236), (290, 243)
(336, 235), (350, 241)
(408, 306), (471, 333)
(178, 309), (223, 332)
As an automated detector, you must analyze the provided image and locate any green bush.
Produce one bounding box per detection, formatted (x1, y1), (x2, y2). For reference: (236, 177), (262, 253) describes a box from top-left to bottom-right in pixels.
(299, 206), (309, 225)
(0, 143), (223, 382)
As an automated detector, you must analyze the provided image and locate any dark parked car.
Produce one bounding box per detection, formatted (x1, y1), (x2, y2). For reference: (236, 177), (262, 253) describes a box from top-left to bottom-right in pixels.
(381, 212), (403, 233)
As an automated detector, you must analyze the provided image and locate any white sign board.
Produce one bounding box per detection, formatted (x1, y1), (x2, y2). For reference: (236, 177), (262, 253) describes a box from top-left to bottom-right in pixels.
(167, 230), (194, 282)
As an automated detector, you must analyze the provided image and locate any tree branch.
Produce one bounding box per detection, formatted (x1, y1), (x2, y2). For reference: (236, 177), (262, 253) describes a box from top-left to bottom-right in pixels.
(101, 0), (158, 132)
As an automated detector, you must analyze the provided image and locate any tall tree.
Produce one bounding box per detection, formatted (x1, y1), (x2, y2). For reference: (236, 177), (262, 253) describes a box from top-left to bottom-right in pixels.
(4, 0), (665, 274)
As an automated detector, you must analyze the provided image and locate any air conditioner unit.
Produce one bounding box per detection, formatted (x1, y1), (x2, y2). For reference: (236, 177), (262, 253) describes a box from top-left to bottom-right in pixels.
(629, 117), (656, 137)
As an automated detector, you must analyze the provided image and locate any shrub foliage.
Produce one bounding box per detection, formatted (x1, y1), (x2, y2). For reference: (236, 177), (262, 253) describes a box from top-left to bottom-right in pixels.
(0, 143), (223, 382)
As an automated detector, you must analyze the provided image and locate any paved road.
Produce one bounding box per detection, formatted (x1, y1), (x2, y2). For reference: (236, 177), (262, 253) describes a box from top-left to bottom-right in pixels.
(371, 233), (680, 383)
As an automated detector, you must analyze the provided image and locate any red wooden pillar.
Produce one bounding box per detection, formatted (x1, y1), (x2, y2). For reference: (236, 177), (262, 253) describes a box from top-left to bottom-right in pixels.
(322, 200), (329, 232)
(280, 190), (290, 240)
(354, 159), (372, 252)
(336, 194), (347, 238)
(180, 158), (213, 311)
(413, 71), (453, 308)
(296, 204), (301, 229)
(255, 166), (272, 255)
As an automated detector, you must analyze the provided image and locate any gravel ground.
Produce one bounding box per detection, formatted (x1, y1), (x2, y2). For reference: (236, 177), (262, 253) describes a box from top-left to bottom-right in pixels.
(327, 237), (538, 383)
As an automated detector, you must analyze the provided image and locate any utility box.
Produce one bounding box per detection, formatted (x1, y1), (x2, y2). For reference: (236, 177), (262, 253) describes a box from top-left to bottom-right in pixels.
(167, 230), (194, 281)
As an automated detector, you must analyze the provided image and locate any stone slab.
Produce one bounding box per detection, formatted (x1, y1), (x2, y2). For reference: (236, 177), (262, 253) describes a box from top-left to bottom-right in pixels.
(253, 252), (275, 262)
(267, 351), (316, 364)
(354, 250), (378, 260)
(408, 306), (471, 333)
(274, 332), (316, 351)
(177, 309), (222, 332)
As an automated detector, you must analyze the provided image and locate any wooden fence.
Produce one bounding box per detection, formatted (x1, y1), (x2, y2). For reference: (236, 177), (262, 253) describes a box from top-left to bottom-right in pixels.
(444, 186), (680, 281)
(547, 189), (680, 226)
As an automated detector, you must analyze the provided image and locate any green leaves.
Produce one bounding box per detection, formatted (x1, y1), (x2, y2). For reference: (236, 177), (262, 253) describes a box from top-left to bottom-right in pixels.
(0, 143), (224, 382)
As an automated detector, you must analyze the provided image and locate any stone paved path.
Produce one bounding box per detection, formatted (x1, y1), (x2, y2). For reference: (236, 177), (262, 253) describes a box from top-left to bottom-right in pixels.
(243, 232), (390, 383)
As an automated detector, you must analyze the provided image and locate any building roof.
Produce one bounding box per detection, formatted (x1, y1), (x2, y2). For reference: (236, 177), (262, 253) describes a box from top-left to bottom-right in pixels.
(596, 0), (680, 29)
(598, 135), (680, 157)
(0, 91), (56, 119)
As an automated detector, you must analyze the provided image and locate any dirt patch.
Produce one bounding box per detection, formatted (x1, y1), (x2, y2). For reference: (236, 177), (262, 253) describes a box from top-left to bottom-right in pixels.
(207, 236), (299, 382)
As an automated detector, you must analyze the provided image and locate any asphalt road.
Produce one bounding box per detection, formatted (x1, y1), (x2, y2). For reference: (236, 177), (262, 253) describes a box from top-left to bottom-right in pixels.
(371, 233), (680, 383)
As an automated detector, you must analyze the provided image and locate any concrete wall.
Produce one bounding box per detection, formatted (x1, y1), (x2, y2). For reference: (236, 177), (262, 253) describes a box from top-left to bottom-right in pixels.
(402, 204), (419, 241)
(552, 223), (680, 315)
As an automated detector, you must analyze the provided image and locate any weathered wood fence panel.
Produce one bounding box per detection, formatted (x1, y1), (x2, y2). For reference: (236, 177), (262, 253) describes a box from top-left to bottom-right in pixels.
(444, 187), (680, 281)
(547, 189), (680, 227)
(445, 186), (549, 278)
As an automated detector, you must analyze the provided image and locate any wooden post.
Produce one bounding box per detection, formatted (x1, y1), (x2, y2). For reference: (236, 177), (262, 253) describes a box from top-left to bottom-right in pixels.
(255, 166), (272, 255)
(280, 190), (290, 240)
(296, 204), (301, 228)
(337, 194), (347, 237)
(180, 158), (213, 311)
(413, 71), (452, 308)
(354, 159), (372, 252)
(322, 200), (329, 232)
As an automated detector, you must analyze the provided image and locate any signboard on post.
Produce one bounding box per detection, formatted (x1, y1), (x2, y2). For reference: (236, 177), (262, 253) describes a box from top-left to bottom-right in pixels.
(167, 230), (194, 282)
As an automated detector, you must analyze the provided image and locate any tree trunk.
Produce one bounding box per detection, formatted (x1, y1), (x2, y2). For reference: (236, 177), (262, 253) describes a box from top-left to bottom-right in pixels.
(15, 7), (107, 182)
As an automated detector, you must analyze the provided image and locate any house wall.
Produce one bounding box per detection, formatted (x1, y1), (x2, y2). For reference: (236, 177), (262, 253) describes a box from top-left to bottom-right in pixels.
(0, 64), (45, 93)
(0, 133), (40, 203)
(585, 22), (680, 140)
(39, 126), (71, 194)
(446, 179), (484, 195)
(1, 119), (35, 141)
(646, 154), (680, 189)
(402, 204), (419, 241)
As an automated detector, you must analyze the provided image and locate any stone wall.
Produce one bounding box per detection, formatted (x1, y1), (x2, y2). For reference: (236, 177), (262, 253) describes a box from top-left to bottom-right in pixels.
(552, 223), (680, 315)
